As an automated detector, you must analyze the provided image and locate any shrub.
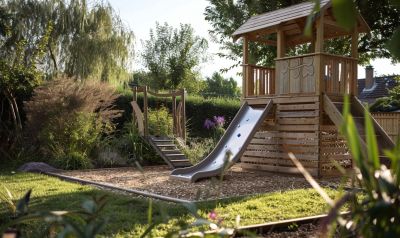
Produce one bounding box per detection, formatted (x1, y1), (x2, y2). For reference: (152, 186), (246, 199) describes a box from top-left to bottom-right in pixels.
(290, 96), (400, 237)
(114, 121), (163, 166)
(39, 112), (102, 169)
(182, 138), (215, 165)
(24, 77), (121, 169)
(148, 106), (173, 136)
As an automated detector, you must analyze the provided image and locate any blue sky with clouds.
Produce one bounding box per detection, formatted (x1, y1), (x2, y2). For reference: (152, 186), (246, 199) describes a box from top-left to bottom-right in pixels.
(109, 0), (400, 84)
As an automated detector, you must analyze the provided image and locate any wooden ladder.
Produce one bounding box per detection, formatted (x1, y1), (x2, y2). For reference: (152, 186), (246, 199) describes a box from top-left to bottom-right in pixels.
(147, 136), (192, 169)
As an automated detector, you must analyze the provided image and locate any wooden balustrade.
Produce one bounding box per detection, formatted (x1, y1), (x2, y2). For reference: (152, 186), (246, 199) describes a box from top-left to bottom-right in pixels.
(321, 53), (358, 95)
(247, 53), (358, 97)
(275, 54), (317, 95)
(243, 64), (275, 97)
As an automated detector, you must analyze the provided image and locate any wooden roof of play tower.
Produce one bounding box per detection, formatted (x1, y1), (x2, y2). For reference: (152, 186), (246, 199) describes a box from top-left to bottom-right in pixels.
(232, 0), (370, 45)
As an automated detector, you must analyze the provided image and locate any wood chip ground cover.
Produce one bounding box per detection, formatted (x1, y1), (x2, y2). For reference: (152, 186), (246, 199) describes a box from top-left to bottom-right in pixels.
(59, 165), (341, 201)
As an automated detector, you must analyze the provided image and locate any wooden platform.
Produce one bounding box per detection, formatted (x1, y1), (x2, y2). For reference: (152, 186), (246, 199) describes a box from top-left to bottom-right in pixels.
(147, 136), (191, 169)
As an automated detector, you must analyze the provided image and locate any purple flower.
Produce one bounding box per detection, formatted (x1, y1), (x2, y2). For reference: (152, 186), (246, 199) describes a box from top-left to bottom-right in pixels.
(204, 119), (215, 129)
(213, 116), (225, 127)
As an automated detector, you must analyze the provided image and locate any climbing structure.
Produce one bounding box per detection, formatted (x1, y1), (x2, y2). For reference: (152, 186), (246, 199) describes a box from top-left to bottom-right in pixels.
(231, 0), (395, 177)
(131, 86), (191, 169)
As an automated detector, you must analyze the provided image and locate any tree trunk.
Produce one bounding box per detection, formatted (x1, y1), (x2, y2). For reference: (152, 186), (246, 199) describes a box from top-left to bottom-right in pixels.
(5, 89), (22, 131)
(48, 42), (58, 72)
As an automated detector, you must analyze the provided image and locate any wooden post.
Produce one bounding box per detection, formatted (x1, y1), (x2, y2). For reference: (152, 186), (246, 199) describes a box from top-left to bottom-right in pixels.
(351, 26), (359, 96)
(315, 11), (325, 177)
(243, 37), (249, 98)
(277, 28), (286, 58)
(133, 86), (137, 101)
(314, 10), (325, 96)
(182, 89), (186, 141)
(172, 94), (177, 136)
(143, 86), (148, 137)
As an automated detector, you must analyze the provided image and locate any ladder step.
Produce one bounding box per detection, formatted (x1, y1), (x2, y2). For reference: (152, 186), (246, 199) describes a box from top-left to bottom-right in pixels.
(166, 153), (185, 156)
(161, 150), (182, 154)
(156, 144), (177, 147)
(171, 159), (190, 162)
(172, 160), (192, 165)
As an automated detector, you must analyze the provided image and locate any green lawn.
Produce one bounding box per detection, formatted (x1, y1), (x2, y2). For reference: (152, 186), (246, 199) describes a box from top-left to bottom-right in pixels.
(0, 170), (338, 237)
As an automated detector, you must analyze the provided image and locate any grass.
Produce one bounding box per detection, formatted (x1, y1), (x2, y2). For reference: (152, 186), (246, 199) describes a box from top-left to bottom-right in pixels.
(0, 170), (339, 237)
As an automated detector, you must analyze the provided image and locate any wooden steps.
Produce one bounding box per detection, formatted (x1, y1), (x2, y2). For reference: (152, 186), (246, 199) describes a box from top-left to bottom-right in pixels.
(147, 136), (191, 169)
(324, 95), (395, 165)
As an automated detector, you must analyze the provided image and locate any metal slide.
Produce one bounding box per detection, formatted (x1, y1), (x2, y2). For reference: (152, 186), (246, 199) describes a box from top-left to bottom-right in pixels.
(170, 101), (273, 182)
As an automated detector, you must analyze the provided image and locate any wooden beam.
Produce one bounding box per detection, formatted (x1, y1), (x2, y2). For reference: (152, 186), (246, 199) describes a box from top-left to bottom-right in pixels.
(351, 27), (359, 96)
(315, 10), (324, 53)
(277, 28), (286, 58)
(243, 37), (249, 98)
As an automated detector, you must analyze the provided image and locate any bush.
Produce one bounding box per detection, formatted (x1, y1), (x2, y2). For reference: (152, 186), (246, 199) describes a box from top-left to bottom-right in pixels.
(24, 77), (121, 169)
(113, 121), (163, 166)
(39, 112), (102, 169)
(182, 138), (215, 165)
(148, 106), (173, 136)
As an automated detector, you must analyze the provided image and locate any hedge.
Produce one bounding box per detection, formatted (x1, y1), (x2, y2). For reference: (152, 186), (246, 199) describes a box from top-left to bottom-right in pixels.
(115, 91), (241, 138)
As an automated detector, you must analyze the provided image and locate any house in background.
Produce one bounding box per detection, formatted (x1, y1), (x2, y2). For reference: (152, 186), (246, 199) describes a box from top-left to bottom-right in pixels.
(357, 66), (398, 104)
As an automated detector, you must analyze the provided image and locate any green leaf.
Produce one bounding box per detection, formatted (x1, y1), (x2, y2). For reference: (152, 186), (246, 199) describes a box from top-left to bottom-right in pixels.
(332, 0), (357, 31)
(387, 27), (400, 61)
(16, 189), (32, 216)
(147, 198), (153, 225)
(304, 0), (320, 37)
(364, 107), (380, 169)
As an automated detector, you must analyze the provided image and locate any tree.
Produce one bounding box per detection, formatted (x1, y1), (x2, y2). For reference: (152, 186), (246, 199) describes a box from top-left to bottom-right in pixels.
(202, 72), (240, 98)
(0, 0), (134, 83)
(205, 0), (400, 70)
(0, 6), (51, 147)
(141, 22), (208, 92)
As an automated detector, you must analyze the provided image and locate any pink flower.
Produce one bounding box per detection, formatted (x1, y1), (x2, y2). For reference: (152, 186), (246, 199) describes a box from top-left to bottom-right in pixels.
(208, 210), (217, 220)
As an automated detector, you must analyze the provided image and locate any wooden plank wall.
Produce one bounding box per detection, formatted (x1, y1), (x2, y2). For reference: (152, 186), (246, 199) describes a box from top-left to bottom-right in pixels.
(240, 96), (320, 176)
(320, 125), (352, 177)
(372, 112), (400, 142)
(241, 96), (353, 177)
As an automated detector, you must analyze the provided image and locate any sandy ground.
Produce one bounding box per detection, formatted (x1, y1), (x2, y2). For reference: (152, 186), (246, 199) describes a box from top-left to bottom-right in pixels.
(58, 165), (339, 201)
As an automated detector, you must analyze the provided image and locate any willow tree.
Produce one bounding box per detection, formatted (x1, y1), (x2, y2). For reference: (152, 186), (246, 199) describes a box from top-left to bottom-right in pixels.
(1, 0), (134, 83)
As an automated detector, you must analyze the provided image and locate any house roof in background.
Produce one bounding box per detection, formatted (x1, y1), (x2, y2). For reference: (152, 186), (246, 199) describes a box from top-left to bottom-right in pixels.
(358, 76), (398, 104)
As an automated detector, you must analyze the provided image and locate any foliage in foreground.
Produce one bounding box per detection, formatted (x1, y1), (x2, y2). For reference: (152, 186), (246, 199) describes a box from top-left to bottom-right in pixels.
(291, 96), (400, 238)
(23, 77), (121, 169)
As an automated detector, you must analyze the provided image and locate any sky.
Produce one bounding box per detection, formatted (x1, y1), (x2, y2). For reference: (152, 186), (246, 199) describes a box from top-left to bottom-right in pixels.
(109, 0), (400, 84)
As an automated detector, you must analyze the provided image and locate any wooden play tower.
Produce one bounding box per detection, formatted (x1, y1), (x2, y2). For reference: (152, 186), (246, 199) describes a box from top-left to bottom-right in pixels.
(233, 0), (394, 176)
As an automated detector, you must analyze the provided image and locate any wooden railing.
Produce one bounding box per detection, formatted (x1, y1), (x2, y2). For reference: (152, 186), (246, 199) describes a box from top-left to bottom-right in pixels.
(131, 86), (186, 140)
(272, 53), (358, 96)
(243, 64), (275, 97)
(321, 53), (358, 95)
